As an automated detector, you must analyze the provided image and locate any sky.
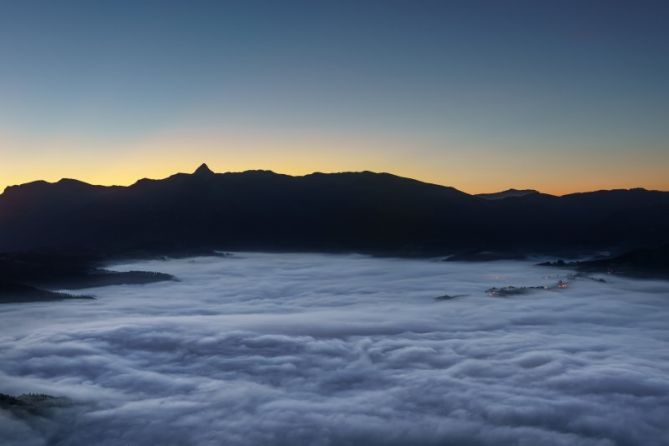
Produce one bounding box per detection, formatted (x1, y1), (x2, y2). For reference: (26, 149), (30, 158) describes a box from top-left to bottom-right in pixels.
(0, 0), (667, 194)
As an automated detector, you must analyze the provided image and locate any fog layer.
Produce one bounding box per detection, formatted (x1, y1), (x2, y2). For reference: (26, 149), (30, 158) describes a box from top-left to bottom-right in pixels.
(1, 253), (668, 445)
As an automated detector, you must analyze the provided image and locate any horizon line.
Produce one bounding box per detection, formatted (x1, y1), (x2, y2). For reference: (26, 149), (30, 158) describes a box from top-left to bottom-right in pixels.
(3, 164), (667, 198)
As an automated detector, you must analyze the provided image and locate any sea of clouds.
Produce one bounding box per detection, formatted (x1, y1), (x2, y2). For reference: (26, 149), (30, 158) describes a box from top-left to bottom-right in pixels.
(1, 252), (668, 446)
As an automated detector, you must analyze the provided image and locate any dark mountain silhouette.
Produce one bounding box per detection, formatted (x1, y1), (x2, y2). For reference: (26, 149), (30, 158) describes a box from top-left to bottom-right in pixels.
(193, 162), (215, 176)
(542, 245), (669, 278)
(476, 188), (547, 200)
(1, 165), (668, 257)
(0, 281), (93, 304)
(0, 252), (173, 303)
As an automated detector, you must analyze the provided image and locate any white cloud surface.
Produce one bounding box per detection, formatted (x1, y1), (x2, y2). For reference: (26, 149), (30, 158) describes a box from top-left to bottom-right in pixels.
(1, 253), (668, 445)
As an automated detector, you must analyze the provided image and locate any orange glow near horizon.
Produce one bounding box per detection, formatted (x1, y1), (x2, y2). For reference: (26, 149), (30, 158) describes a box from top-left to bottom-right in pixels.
(1, 129), (668, 196)
(3, 158), (669, 197)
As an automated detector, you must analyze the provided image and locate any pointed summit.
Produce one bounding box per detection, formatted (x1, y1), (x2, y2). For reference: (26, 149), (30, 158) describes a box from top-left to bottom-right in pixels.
(193, 163), (214, 176)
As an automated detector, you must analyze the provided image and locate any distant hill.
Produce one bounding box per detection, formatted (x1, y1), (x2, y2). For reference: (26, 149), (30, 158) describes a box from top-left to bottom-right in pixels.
(476, 188), (547, 200)
(1, 164), (668, 256)
(541, 245), (669, 278)
(0, 251), (174, 303)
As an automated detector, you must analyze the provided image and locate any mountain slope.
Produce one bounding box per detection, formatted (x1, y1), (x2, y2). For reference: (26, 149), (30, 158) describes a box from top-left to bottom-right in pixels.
(1, 166), (667, 256)
(476, 189), (546, 200)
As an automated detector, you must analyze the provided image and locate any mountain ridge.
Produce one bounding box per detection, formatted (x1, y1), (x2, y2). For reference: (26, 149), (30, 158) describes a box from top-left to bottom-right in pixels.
(1, 165), (668, 256)
(476, 189), (548, 200)
(6, 164), (666, 197)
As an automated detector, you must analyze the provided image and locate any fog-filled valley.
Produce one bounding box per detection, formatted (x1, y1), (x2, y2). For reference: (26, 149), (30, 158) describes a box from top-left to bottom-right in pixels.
(1, 253), (668, 445)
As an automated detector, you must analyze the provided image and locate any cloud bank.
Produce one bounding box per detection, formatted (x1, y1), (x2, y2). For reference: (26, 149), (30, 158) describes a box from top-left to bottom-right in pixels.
(1, 253), (668, 445)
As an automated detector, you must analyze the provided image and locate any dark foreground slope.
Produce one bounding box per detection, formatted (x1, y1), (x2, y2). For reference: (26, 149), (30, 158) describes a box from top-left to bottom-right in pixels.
(542, 245), (669, 279)
(1, 164), (668, 256)
(0, 252), (174, 303)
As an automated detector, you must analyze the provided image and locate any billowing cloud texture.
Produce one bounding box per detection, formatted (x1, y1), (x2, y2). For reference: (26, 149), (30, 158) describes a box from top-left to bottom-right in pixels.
(1, 253), (668, 445)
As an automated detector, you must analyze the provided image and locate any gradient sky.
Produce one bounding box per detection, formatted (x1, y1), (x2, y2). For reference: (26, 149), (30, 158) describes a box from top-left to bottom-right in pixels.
(0, 0), (667, 194)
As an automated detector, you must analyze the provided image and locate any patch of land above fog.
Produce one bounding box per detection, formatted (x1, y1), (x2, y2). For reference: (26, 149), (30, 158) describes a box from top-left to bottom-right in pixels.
(0, 393), (70, 415)
(541, 244), (669, 279)
(0, 252), (174, 303)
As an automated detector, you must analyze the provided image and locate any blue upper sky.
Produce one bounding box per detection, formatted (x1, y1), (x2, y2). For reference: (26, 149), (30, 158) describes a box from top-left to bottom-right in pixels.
(1, 0), (667, 193)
